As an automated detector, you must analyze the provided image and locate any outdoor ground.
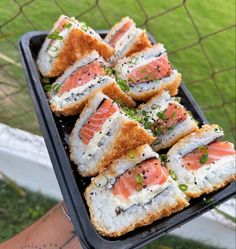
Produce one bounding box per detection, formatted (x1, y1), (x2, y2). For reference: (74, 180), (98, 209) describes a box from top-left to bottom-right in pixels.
(0, 0), (235, 142)
(0, 180), (223, 249)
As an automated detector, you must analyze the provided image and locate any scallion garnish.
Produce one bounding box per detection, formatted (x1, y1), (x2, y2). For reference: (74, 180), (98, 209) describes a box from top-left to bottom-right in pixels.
(156, 111), (166, 121)
(50, 46), (59, 52)
(198, 145), (208, 164)
(117, 79), (129, 92)
(104, 66), (113, 76)
(151, 104), (158, 110)
(160, 154), (167, 164)
(42, 77), (50, 84)
(179, 184), (188, 192)
(93, 175), (108, 188)
(47, 29), (63, 40)
(52, 83), (61, 93)
(63, 22), (72, 29)
(80, 22), (89, 32)
(43, 84), (52, 92)
(169, 170), (177, 180)
(130, 56), (137, 64)
(136, 174), (143, 184)
(122, 107), (141, 122)
(126, 150), (136, 160)
(141, 110), (147, 116)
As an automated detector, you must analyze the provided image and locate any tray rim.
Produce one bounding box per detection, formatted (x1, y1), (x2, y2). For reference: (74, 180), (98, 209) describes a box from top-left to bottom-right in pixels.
(18, 30), (235, 249)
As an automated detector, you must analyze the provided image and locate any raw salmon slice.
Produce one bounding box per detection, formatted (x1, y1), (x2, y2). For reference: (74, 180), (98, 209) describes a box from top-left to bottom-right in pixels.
(59, 62), (105, 95)
(183, 141), (236, 170)
(154, 103), (187, 135)
(113, 158), (169, 199)
(128, 55), (172, 83)
(109, 20), (133, 48)
(79, 99), (119, 145)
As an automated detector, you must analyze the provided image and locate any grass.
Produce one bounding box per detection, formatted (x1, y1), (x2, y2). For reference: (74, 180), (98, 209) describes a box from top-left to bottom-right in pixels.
(0, 0), (235, 141)
(0, 180), (223, 249)
(0, 180), (57, 243)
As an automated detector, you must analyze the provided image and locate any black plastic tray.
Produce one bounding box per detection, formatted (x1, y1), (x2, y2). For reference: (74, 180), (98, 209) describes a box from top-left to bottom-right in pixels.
(19, 30), (236, 249)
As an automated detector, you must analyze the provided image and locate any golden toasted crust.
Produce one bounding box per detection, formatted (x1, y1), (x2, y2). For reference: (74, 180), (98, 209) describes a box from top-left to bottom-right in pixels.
(186, 175), (236, 198)
(47, 28), (114, 77)
(128, 73), (182, 102)
(103, 82), (136, 108)
(98, 120), (155, 173)
(84, 189), (188, 237)
(125, 31), (152, 57)
(50, 81), (135, 116)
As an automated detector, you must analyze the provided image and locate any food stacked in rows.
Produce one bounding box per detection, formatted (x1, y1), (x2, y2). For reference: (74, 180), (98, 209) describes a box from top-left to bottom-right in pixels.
(37, 15), (236, 237)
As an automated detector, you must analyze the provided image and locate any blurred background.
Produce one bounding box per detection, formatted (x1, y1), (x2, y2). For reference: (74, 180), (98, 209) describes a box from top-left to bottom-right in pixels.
(0, 0), (235, 248)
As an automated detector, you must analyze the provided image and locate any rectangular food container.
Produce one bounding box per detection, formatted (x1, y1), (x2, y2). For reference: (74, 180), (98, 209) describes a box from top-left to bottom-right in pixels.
(19, 30), (236, 249)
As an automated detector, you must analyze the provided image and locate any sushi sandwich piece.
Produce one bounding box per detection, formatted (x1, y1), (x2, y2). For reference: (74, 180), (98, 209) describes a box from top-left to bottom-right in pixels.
(137, 91), (198, 151)
(114, 44), (181, 101)
(69, 92), (155, 177)
(49, 51), (135, 116)
(104, 17), (151, 65)
(37, 15), (113, 77)
(166, 124), (236, 198)
(84, 144), (188, 237)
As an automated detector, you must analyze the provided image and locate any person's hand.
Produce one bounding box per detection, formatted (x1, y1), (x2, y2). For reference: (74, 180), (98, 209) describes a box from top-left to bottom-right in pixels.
(0, 202), (82, 249)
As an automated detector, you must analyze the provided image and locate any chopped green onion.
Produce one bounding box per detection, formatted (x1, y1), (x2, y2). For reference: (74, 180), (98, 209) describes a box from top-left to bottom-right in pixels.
(104, 66), (113, 76)
(117, 79), (129, 92)
(43, 84), (52, 92)
(174, 97), (181, 103)
(63, 22), (72, 29)
(130, 56), (137, 64)
(136, 174), (143, 185)
(93, 175), (108, 188)
(170, 111), (176, 120)
(80, 22), (89, 32)
(42, 77), (50, 84)
(160, 154), (167, 163)
(215, 127), (223, 133)
(199, 145), (208, 164)
(179, 184), (188, 192)
(151, 104), (158, 110)
(47, 29), (63, 40)
(141, 110), (147, 116)
(50, 45), (59, 52)
(127, 150), (136, 160)
(156, 111), (166, 121)
(122, 107), (141, 122)
(169, 170), (177, 180)
(52, 83), (61, 93)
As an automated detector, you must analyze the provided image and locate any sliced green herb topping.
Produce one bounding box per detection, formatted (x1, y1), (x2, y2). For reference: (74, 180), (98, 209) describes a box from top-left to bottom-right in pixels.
(94, 175), (108, 188)
(104, 66), (113, 76)
(117, 79), (129, 92)
(80, 22), (89, 32)
(156, 111), (166, 121)
(130, 56), (138, 64)
(215, 127), (223, 133)
(49, 46), (59, 52)
(47, 29), (63, 40)
(63, 22), (72, 29)
(151, 104), (158, 110)
(43, 84), (52, 92)
(198, 145), (208, 164)
(160, 154), (167, 164)
(127, 150), (136, 160)
(136, 174), (143, 184)
(141, 110), (147, 116)
(169, 170), (177, 180)
(52, 83), (61, 93)
(179, 184), (188, 192)
(122, 107), (141, 122)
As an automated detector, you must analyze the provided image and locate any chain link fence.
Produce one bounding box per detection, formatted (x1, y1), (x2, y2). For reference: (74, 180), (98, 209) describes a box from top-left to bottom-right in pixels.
(0, 0), (235, 142)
